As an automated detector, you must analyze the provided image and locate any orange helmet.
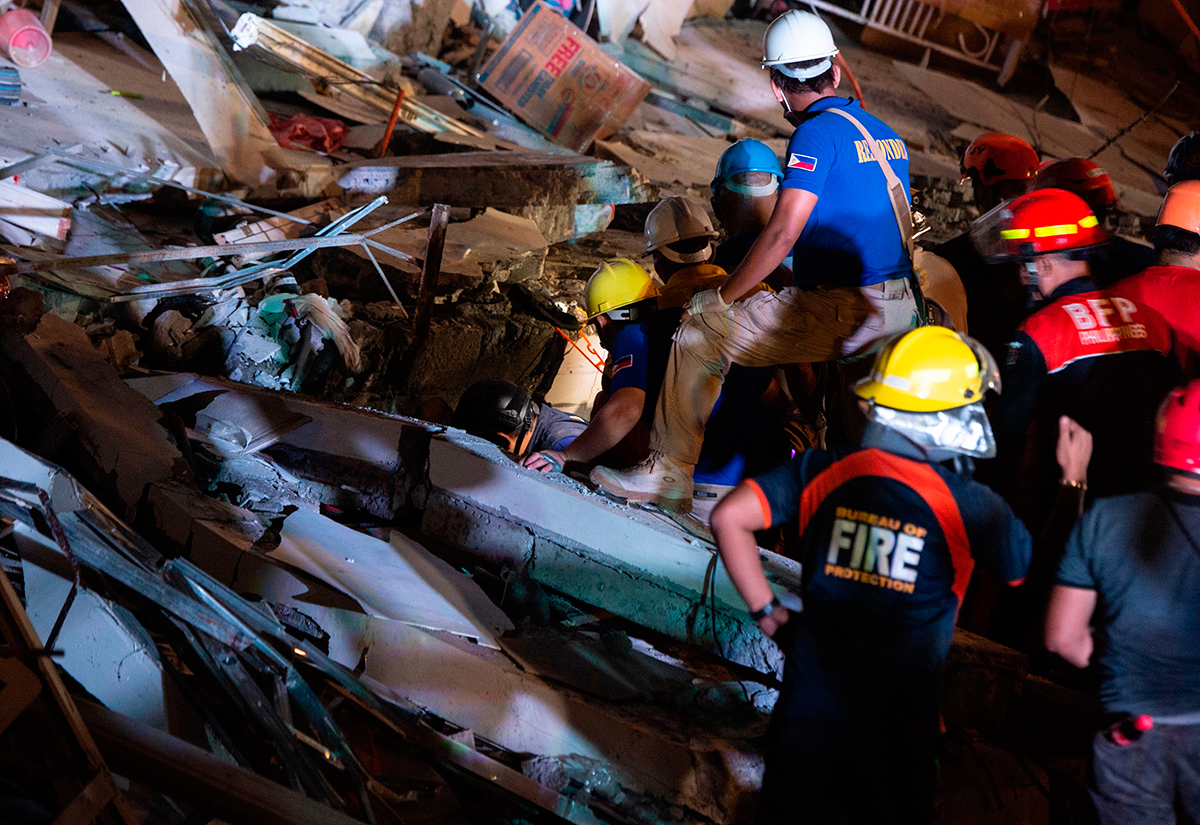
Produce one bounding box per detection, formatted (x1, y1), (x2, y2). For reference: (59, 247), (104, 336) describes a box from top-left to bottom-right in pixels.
(1157, 180), (1200, 235)
(971, 188), (1106, 262)
(1031, 158), (1118, 216)
(961, 133), (1039, 187)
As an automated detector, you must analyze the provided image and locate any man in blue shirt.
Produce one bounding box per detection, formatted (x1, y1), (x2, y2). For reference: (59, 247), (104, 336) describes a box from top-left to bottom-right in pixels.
(591, 10), (917, 511)
(524, 254), (788, 509)
(711, 326), (1030, 823)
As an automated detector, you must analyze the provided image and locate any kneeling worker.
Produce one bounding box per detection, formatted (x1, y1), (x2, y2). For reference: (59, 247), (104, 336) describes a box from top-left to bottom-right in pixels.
(452, 379), (586, 459)
(523, 256), (787, 512)
(710, 326), (1032, 823)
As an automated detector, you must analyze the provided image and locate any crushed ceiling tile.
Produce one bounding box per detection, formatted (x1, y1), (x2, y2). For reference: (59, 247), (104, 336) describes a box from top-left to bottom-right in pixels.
(270, 508), (513, 647)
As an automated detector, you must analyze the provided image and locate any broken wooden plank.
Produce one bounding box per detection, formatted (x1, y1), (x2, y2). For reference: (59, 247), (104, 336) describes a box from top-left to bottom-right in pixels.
(78, 700), (370, 825)
(0, 178), (71, 240)
(229, 14), (482, 138)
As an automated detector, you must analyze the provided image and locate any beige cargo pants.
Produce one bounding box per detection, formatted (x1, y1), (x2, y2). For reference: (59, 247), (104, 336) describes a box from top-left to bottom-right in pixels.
(650, 279), (918, 465)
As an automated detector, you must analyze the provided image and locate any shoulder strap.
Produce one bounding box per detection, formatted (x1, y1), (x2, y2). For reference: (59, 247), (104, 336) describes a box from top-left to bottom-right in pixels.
(826, 107), (914, 262)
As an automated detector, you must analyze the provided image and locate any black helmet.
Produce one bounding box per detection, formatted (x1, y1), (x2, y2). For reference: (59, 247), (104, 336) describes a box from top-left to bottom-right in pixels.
(451, 379), (537, 449)
(1165, 133), (1200, 188)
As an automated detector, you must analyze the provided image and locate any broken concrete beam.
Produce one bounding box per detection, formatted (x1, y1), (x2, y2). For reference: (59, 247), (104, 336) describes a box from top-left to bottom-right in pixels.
(336, 151), (654, 208)
(0, 314), (191, 520)
(419, 429), (798, 677)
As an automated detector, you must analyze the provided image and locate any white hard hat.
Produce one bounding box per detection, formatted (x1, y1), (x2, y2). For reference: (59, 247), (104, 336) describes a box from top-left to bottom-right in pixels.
(644, 197), (718, 264)
(762, 10), (839, 80)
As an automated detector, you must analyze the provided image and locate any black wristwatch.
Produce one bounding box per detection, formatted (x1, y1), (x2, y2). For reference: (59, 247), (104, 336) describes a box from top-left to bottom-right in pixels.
(751, 595), (782, 622)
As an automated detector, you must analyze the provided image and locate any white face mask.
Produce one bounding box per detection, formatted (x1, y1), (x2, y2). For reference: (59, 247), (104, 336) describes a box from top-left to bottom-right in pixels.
(721, 179), (780, 198)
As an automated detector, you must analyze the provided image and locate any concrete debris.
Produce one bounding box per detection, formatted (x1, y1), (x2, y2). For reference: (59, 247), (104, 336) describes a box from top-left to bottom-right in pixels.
(0, 3), (1193, 823)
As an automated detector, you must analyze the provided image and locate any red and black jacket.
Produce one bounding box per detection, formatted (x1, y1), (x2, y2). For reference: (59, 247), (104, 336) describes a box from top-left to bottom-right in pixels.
(994, 277), (1179, 502)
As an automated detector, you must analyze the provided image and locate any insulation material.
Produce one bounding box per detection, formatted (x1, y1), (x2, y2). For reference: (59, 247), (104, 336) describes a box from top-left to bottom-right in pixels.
(269, 508), (513, 648)
(636, 0), (694, 61)
(596, 0), (650, 44)
(477, 2), (651, 152)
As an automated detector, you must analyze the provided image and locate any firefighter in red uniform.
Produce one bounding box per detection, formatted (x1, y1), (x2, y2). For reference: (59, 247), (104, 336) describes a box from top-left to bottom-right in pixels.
(1028, 158), (1154, 287)
(977, 189), (1179, 512)
(1114, 181), (1200, 378)
(934, 133), (1040, 359)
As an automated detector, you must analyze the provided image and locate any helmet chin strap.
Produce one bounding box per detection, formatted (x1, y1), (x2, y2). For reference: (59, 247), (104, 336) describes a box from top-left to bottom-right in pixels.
(1023, 260), (1042, 309)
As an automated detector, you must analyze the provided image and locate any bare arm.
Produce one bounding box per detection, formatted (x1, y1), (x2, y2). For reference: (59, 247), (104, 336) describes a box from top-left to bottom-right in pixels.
(710, 483), (789, 637)
(1044, 585), (1097, 667)
(521, 386), (644, 472)
(718, 188), (818, 304)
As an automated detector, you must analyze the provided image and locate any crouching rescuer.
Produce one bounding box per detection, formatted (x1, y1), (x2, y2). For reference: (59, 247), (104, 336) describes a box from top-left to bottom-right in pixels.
(590, 9), (919, 511)
(710, 327), (1032, 823)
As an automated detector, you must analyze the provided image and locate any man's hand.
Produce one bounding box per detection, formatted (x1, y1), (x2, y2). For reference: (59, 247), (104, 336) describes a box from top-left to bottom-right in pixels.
(688, 288), (730, 317)
(758, 606), (790, 638)
(1056, 416), (1093, 484)
(521, 450), (566, 473)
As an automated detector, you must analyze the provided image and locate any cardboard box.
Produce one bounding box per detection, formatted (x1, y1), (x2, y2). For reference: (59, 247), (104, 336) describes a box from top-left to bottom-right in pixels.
(477, 2), (651, 153)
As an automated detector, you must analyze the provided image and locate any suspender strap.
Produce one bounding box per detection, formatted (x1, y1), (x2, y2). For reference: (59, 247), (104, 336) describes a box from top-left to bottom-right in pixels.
(826, 107), (914, 261)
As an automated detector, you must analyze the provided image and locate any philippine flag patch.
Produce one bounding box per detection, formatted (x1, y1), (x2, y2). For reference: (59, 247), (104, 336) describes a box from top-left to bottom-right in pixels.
(612, 354), (634, 375)
(788, 153), (818, 172)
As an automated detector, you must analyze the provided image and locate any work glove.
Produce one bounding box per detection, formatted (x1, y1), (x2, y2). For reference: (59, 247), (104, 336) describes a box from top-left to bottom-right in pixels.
(688, 288), (730, 317)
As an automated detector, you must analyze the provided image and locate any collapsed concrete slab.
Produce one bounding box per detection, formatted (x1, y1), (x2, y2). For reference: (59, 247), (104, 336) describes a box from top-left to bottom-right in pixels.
(337, 151), (654, 209)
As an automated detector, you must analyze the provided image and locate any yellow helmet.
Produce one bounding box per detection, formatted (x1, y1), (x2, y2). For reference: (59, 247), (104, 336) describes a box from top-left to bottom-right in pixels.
(855, 327), (1000, 413)
(584, 259), (660, 321)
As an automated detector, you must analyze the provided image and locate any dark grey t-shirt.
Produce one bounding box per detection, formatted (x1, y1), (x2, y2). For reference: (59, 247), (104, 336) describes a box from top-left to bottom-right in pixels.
(528, 403), (586, 455)
(1057, 487), (1200, 716)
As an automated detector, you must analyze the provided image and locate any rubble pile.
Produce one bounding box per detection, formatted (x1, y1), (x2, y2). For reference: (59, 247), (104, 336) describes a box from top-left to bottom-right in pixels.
(0, 0), (1196, 823)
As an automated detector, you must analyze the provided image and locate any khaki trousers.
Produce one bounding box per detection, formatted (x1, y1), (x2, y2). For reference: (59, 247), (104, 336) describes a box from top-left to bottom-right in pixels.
(651, 280), (917, 464)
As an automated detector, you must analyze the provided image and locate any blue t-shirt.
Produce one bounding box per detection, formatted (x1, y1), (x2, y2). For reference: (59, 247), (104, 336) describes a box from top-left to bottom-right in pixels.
(607, 315), (788, 485)
(1056, 488), (1200, 717)
(749, 437), (1030, 726)
(781, 96), (911, 289)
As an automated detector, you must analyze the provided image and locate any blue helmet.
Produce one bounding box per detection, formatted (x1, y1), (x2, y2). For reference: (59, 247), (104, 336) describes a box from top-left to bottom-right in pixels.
(712, 139), (783, 195)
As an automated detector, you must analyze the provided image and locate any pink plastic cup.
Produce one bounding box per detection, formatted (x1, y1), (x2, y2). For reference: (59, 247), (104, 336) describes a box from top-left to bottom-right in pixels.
(0, 8), (52, 68)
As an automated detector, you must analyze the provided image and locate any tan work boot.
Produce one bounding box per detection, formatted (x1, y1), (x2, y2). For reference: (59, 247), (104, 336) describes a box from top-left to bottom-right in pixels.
(590, 452), (695, 512)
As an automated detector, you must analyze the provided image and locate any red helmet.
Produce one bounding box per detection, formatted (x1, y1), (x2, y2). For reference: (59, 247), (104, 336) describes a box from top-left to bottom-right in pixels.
(1155, 381), (1200, 475)
(972, 188), (1107, 262)
(961, 133), (1039, 187)
(1031, 158), (1118, 216)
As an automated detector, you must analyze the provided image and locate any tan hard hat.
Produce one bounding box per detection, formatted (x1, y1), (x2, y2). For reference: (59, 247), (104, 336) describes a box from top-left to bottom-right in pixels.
(644, 197), (718, 263)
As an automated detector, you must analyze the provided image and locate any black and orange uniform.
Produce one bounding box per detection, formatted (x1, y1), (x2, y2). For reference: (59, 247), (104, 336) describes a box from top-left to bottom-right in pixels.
(994, 277), (1178, 508)
(746, 425), (1031, 825)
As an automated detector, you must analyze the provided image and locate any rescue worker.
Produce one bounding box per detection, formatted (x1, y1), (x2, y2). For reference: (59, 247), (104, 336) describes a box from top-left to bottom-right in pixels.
(1165, 132), (1200, 188)
(1045, 381), (1200, 825)
(591, 10), (917, 510)
(523, 259), (788, 513)
(452, 379), (585, 458)
(1029, 157), (1154, 287)
(644, 196), (724, 310)
(710, 326), (1031, 824)
(978, 188), (1178, 509)
(934, 132), (1040, 358)
(709, 139), (789, 281)
(1114, 180), (1200, 377)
